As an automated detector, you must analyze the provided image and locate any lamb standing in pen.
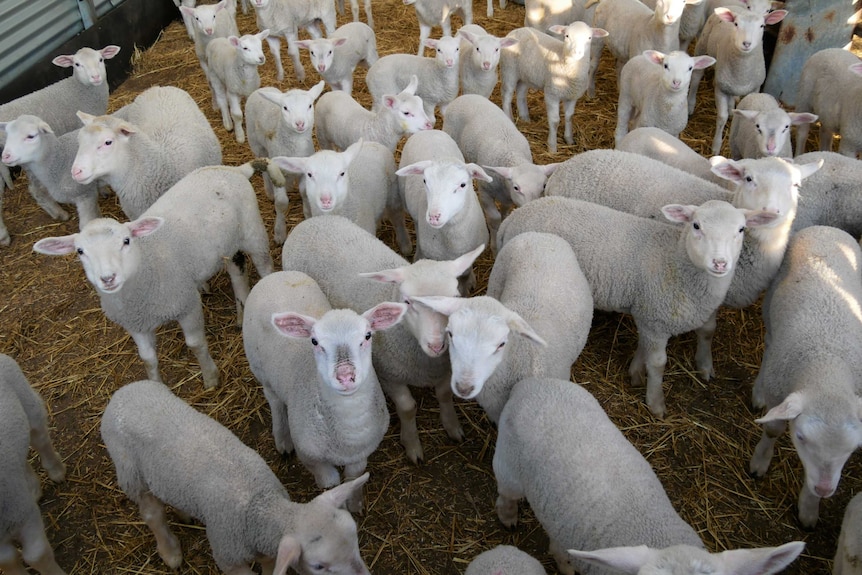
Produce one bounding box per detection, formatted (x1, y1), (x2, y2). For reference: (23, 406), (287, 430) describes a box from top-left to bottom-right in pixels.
(749, 225), (862, 529)
(456, 24), (518, 98)
(494, 376), (806, 575)
(729, 92), (817, 159)
(101, 379), (371, 573)
(179, 0), (239, 86)
(295, 22), (378, 95)
(243, 270), (405, 513)
(403, 0), (472, 55)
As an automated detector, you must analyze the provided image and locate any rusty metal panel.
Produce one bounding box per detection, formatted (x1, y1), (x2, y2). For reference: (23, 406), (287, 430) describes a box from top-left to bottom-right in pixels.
(764, 0), (858, 107)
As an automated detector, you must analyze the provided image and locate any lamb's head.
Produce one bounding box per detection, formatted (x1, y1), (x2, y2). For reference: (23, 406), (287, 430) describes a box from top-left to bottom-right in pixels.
(731, 107), (818, 157)
(272, 303), (405, 395)
(654, 0), (696, 26)
(0, 115), (53, 167)
(383, 77), (435, 134)
(396, 160), (492, 228)
(643, 50), (714, 93)
(33, 217), (163, 295)
(259, 81), (326, 134)
(548, 22), (607, 61)
(230, 30), (269, 66)
(459, 30), (518, 71)
(180, 0), (228, 36)
(296, 37), (348, 74)
(411, 296), (546, 400)
(713, 7), (787, 54)
(568, 540), (805, 575)
(662, 200), (777, 277)
(358, 244), (484, 357)
(483, 163), (560, 207)
(424, 35), (461, 69)
(72, 112), (137, 184)
(52, 45), (120, 87)
(273, 140), (362, 213)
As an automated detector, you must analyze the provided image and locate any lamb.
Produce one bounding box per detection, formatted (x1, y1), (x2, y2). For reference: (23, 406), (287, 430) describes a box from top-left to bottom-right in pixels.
(500, 22), (608, 153)
(790, 151), (862, 237)
(0, 353), (66, 575)
(835, 493), (862, 575)
(336, 0), (374, 29)
(615, 49), (715, 147)
(366, 35), (461, 120)
(281, 215), (484, 464)
(412, 231), (593, 423)
(295, 22), (378, 95)
(72, 85), (222, 221)
(456, 24), (518, 98)
(465, 545), (546, 575)
(396, 129), (491, 295)
(642, 0), (711, 51)
(174, 0), (198, 39)
(1, 116), (100, 228)
(314, 75), (434, 153)
(101, 379), (371, 573)
(687, 6), (789, 155)
(442, 94), (559, 251)
(749, 225), (862, 529)
(0, 44), (120, 247)
(729, 92), (818, 159)
(496, 196), (776, 417)
(616, 126), (725, 184)
(250, 0), (336, 83)
(245, 81), (326, 243)
(494, 376), (807, 575)
(33, 164), (275, 390)
(243, 270), (405, 513)
(520, 0), (592, 29)
(403, 0), (472, 55)
(179, 0), (240, 84)
(794, 48), (862, 159)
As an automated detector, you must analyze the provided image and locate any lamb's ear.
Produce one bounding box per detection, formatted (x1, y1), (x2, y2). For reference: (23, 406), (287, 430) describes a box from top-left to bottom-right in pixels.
(33, 235), (79, 256)
(755, 392), (804, 424)
(315, 473), (370, 508)
(568, 545), (657, 574)
(789, 112), (818, 126)
(709, 157), (745, 183)
(127, 216), (164, 238)
(732, 109), (760, 122)
(591, 27), (609, 38)
(713, 7), (737, 23)
(660, 204), (697, 224)
(717, 540), (805, 575)
(332, 37), (349, 47)
(693, 55), (715, 69)
(364, 302), (408, 332)
(308, 80), (326, 101)
(411, 295), (463, 316)
(270, 155), (309, 175)
(396, 160), (434, 177)
(466, 163), (493, 183)
(643, 50), (665, 65)
(257, 86), (285, 105)
(482, 166), (514, 180)
(850, 62), (862, 77)
(359, 267), (407, 284)
(764, 8), (787, 25)
(52, 53), (76, 68)
(77, 111), (97, 126)
(403, 74), (420, 95)
(342, 139), (364, 165)
(505, 309), (547, 346)
(741, 209), (779, 228)
(273, 535), (302, 575)
(100, 45), (121, 59)
(271, 312), (317, 339)
(450, 243), (485, 276)
(542, 162), (561, 177)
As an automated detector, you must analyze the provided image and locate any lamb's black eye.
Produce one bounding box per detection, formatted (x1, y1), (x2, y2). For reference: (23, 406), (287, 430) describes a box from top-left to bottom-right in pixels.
(745, 175), (753, 182)
(460, 182), (466, 188)
(76, 247), (84, 255)
(739, 226), (745, 233)
(365, 331), (372, 340)
(123, 237), (130, 245)
(693, 222), (701, 230)
(311, 337), (319, 346)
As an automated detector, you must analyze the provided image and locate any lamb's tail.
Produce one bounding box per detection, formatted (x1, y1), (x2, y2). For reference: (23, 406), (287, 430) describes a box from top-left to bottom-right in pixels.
(237, 158), (286, 188)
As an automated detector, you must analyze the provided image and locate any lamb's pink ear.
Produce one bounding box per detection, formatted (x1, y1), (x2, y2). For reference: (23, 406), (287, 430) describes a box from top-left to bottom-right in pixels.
(660, 204), (697, 224)
(382, 94), (398, 109)
(308, 80), (326, 101)
(693, 55), (716, 69)
(333, 37), (349, 47)
(732, 109), (760, 122)
(764, 8), (787, 24)
(270, 155), (309, 175)
(52, 54), (76, 68)
(466, 163), (493, 183)
(568, 545), (657, 574)
(179, 4), (195, 16)
(505, 309), (547, 346)
(364, 302), (408, 332)
(592, 27), (609, 38)
(77, 111), (97, 126)
(229, 35), (242, 48)
(717, 541), (805, 575)
(714, 6), (736, 23)
(100, 45), (121, 59)
(271, 312), (317, 338)
(451, 243), (485, 276)
(756, 392), (804, 424)
(483, 165), (514, 180)
(643, 50), (664, 65)
(127, 217), (164, 238)
(33, 235), (78, 256)
(741, 208), (779, 228)
(789, 112), (817, 126)
(314, 473), (370, 508)
(396, 160), (434, 177)
(273, 535), (302, 575)
(850, 63), (862, 77)
(500, 37), (519, 48)
(358, 267), (407, 284)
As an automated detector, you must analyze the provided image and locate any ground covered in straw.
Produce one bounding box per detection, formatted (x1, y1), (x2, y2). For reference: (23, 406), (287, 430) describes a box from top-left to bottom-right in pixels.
(1, 2), (860, 574)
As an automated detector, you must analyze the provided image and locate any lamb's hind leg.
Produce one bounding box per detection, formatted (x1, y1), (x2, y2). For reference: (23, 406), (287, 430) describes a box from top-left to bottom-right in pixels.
(139, 491), (183, 570)
(225, 252), (251, 325)
(177, 302), (220, 389)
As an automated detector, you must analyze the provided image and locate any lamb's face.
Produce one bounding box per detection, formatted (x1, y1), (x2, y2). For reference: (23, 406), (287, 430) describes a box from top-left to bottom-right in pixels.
(73, 118), (132, 185)
(308, 310), (376, 395)
(444, 305), (510, 399)
(663, 201), (748, 277)
(729, 157), (800, 220)
(0, 115), (50, 167)
(792, 412), (862, 502)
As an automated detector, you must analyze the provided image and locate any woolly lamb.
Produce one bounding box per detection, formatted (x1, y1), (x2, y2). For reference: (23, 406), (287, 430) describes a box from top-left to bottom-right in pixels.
(281, 215), (484, 464)
(0, 353), (66, 575)
(403, 0), (472, 55)
(245, 81), (326, 243)
(442, 94), (559, 251)
(729, 92), (817, 159)
(456, 24), (518, 98)
(33, 164), (274, 390)
(616, 126), (724, 184)
(250, 0), (336, 83)
(791, 151), (862, 237)
(1, 116), (100, 228)
(615, 49), (715, 147)
(0, 44), (120, 247)
(72, 86), (222, 221)
(465, 545), (546, 575)
(179, 0), (240, 84)
(794, 48), (862, 158)
(413, 232), (593, 423)
(396, 129), (491, 295)
(835, 493), (862, 575)
(243, 270), (405, 513)
(494, 377), (806, 575)
(500, 22), (608, 153)
(314, 75), (434, 153)
(295, 22), (378, 95)
(497, 196), (775, 417)
(688, 6), (789, 155)
(101, 379), (371, 573)
(749, 225), (862, 529)
(366, 35), (461, 120)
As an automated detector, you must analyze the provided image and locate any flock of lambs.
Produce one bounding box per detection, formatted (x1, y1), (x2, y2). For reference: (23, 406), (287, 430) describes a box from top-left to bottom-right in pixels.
(0, 0), (861, 572)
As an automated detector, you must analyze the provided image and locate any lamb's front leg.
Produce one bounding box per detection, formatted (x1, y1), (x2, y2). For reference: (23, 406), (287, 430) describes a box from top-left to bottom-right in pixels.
(694, 310), (718, 380)
(343, 460), (369, 514)
(265, 35), (285, 82)
(130, 330), (162, 383)
(711, 88), (732, 156)
(544, 93), (560, 153)
(177, 303), (220, 389)
(633, 329), (670, 418)
(139, 492), (183, 570)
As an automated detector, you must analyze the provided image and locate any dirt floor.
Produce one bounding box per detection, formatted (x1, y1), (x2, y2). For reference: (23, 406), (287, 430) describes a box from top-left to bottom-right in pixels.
(1, 2), (860, 574)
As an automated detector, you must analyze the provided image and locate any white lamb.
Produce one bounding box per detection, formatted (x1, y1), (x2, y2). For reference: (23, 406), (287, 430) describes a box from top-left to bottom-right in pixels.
(496, 196), (776, 417)
(729, 92), (818, 159)
(456, 24), (518, 99)
(0, 353), (66, 575)
(336, 0), (374, 29)
(687, 6), (789, 155)
(396, 129), (491, 295)
(101, 379), (371, 573)
(403, 0), (472, 55)
(366, 35), (461, 120)
(500, 22), (608, 153)
(465, 545), (546, 575)
(442, 94), (559, 251)
(642, 0), (711, 51)
(494, 376), (806, 575)
(245, 81), (325, 243)
(0, 44), (120, 247)
(413, 231), (593, 423)
(615, 49), (715, 147)
(33, 164), (274, 390)
(835, 493), (862, 575)
(243, 270), (405, 513)
(179, 0), (240, 86)
(281, 215), (484, 464)
(314, 75), (434, 152)
(791, 151), (862, 237)
(794, 48), (862, 159)
(250, 0), (336, 83)
(295, 22), (378, 95)
(1, 116), (100, 228)
(749, 225), (862, 529)
(206, 31), (269, 144)
(72, 85), (222, 220)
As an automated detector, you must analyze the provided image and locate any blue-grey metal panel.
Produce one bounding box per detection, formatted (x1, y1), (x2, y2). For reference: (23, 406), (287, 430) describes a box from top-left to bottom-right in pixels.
(94, 0), (124, 17)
